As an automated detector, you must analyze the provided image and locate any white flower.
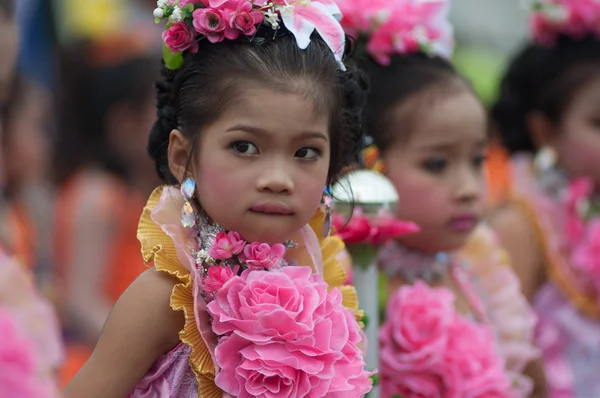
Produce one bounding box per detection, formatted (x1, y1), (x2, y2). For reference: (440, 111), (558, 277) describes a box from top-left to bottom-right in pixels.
(157, 0), (168, 8)
(153, 7), (165, 18)
(170, 6), (183, 22)
(412, 25), (429, 44)
(277, 4), (295, 17)
(264, 9), (280, 29)
(541, 4), (568, 23)
(196, 250), (209, 264)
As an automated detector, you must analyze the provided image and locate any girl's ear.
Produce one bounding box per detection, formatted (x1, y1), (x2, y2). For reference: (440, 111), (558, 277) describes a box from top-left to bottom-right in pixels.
(167, 129), (191, 184)
(526, 111), (559, 151)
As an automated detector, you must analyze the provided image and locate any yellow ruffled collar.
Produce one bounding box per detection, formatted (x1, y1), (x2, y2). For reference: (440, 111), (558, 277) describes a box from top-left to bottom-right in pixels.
(137, 185), (363, 396)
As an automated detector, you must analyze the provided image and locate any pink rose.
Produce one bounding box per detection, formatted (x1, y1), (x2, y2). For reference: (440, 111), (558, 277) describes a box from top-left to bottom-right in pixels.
(381, 372), (444, 398)
(192, 8), (227, 43)
(207, 267), (373, 397)
(239, 242), (285, 269)
(379, 282), (454, 373)
(203, 265), (238, 292)
(443, 318), (511, 398)
(162, 22), (199, 54)
(229, 0), (264, 36)
(379, 283), (453, 397)
(209, 231), (246, 259)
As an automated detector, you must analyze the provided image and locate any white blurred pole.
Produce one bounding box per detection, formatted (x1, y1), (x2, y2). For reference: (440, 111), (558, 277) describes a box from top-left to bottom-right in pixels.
(354, 261), (380, 398)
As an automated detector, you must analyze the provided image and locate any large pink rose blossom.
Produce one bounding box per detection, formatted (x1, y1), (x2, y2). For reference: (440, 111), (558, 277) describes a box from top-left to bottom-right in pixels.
(443, 318), (512, 398)
(162, 22), (199, 53)
(239, 242), (285, 270)
(381, 372), (444, 398)
(379, 282), (513, 398)
(379, 281), (454, 374)
(209, 231), (246, 259)
(207, 266), (373, 397)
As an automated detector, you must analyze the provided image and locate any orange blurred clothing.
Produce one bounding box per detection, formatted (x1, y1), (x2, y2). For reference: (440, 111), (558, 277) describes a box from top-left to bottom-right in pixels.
(486, 144), (513, 207)
(54, 171), (147, 304)
(53, 170), (148, 386)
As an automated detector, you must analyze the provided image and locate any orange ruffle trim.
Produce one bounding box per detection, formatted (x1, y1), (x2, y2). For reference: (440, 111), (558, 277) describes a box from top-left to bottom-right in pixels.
(137, 186), (364, 397)
(513, 195), (599, 319)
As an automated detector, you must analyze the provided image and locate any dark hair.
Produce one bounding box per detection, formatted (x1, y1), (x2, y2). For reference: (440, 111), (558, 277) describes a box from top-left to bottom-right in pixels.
(148, 30), (368, 185)
(54, 44), (158, 183)
(492, 34), (600, 154)
(0, 0), (14, 18)
(361, 53), (468, 152)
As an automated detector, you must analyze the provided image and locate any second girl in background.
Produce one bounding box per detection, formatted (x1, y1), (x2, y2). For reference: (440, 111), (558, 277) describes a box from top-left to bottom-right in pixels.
(336, 0), (546, 396)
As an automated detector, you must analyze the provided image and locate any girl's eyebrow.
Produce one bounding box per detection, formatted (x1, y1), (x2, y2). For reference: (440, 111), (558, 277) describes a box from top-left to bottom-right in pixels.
(225, 124), (328, 142)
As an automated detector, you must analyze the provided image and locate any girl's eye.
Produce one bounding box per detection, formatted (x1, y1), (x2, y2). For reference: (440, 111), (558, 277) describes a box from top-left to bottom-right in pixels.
(231, 141), (259, 155)
(472, 153), (487, 168)
(295, 147), (321, 160)
(422, 158), (448, 173)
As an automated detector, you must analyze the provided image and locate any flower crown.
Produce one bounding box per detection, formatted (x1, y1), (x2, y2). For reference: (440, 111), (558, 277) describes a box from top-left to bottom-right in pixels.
(154, 0), (346, 70)
(528, 0), (600, 46)
(336, 0), (454, 66)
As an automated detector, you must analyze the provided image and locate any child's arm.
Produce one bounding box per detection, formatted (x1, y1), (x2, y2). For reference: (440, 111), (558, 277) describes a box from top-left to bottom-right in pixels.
(64, 268), (184, 398)
(489, 204), (546, 300)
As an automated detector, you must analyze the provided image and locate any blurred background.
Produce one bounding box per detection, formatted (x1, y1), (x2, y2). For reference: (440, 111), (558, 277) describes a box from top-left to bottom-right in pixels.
(0, 0), (528, 388)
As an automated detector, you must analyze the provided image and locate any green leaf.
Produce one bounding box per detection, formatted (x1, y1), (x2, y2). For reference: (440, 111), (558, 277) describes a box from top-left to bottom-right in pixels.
(361, 312), (369, 329)
(163, 44), (184, 70)
(370, 372), (380, 386)
(346, 243), (377, 270)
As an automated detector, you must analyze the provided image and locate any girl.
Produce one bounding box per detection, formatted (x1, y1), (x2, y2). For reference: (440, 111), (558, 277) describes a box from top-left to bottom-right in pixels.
(65, 1), (371, 397)
(490, 1), (600, 396)
(336, 0), (543, 396)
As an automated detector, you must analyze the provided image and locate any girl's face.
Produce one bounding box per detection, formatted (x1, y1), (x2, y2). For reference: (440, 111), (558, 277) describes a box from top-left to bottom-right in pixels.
(383, 90), (488, 253)
(171, 83), (331, 244)
(554, 73), (600, 187)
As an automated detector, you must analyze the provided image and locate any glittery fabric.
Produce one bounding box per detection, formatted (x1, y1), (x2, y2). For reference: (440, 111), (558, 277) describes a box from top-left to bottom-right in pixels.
(129, 344), (198, 397)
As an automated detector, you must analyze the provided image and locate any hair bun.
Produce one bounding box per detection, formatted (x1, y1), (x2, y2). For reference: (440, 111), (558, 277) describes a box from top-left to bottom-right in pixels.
(341, 62), (370, 165)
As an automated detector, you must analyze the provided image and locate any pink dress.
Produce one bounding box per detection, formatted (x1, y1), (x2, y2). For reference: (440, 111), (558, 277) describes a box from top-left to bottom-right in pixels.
(511, 155), (600, 397)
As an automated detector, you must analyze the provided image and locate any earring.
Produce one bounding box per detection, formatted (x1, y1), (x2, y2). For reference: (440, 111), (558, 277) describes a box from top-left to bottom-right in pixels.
(180, 177), (196, 228)
(534, 146), (558, 175)
(322, 186), (333, 237)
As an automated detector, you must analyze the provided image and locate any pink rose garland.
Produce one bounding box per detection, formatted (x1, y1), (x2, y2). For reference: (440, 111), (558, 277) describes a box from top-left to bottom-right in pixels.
(379, 281), (512, 398)
(162, 21), (199, 53)
(209, 231), (246, 259)
(207, 266), (373, 397)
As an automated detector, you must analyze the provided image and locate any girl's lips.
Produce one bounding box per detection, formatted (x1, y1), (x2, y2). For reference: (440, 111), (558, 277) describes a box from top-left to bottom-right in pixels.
(250, 202), (294, 215)
(448, 215), (478, 233)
